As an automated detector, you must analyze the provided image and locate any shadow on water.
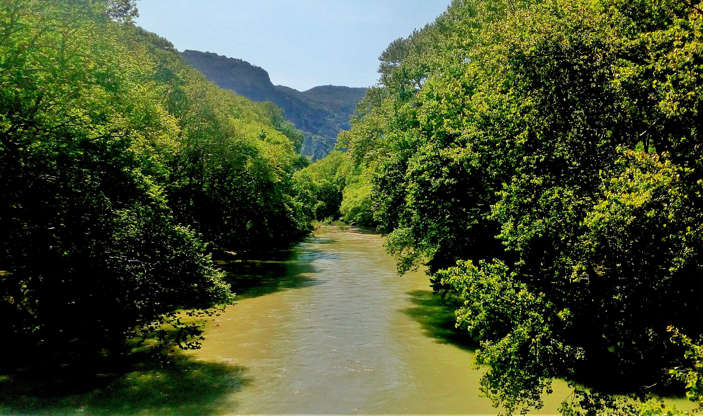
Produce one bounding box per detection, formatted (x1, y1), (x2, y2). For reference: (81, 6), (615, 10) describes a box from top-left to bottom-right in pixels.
(0, 236), (337, 415)
(0, 352), (250, 416)
(217, 238), (329, 300)
(403, 290), (479, 352)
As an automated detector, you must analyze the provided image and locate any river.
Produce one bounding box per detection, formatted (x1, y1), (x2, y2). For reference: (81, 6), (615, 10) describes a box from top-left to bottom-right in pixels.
(191, 225), (571, 415)
(1, 225), (691, 415)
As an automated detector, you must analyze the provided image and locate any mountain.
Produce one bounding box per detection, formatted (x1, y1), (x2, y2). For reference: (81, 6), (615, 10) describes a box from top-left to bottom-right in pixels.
(181, 50), (367, 160)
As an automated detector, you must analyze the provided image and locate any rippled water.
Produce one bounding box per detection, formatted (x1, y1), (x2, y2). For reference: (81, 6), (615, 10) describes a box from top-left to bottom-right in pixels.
(192, 226), (570, 415)
(0, 226), (694, 416)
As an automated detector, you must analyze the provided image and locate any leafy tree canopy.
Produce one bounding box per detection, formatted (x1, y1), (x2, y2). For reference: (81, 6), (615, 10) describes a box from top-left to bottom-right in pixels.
(311, 0), (703, 413)
(0, 0), (310, 366)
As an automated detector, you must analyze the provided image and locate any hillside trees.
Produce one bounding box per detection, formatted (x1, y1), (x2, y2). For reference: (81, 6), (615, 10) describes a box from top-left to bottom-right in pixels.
(330, 0), (703, 412)
(180, 50), (366, 161)
(0, 0), (308, 366)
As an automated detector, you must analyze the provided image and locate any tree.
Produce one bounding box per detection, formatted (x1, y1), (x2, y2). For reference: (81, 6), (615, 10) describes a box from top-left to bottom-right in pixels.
(0, 0), (309, 367)
(329, 0), (703, 412)
(104, 0), (138, 22)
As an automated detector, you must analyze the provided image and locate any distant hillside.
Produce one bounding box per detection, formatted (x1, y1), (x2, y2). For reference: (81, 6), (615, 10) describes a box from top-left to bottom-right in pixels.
(181, 50), (366, 160)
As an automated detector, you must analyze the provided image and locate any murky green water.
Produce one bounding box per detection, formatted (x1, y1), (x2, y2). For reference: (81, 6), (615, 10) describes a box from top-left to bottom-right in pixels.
(191, 225), (570, 415)
(4, 225), (692, 415)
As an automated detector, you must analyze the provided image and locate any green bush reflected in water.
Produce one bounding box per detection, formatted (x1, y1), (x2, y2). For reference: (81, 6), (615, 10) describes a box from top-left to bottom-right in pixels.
(217, 245), (326, 300)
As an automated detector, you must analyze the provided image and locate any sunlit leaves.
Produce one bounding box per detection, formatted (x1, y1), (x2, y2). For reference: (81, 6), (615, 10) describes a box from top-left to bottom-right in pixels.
(333, 0), (703, 413)
(0, 0), (307, 366)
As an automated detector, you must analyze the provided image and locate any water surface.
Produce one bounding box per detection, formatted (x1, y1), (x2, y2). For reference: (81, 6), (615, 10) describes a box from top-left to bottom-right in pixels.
(193, 225), (570, 414)
(2, 226), (694, 416)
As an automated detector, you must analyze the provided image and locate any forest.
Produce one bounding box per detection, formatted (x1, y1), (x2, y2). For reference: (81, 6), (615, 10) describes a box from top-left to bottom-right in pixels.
(2, 0), (703, 415)
(296, 0), (703, 414)
(0, 0), (313, 369)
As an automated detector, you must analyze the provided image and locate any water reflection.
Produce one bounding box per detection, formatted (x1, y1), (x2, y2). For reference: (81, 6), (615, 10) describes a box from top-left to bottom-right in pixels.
(218, 257), (322, 300)
(214, 236), (336, 300)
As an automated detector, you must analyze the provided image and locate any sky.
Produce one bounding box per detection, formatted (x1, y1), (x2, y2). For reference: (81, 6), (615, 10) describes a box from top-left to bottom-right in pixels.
(135, 0), (452, 91)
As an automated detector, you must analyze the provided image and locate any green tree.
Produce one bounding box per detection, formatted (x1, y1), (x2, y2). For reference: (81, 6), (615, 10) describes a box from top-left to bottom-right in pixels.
(293, 150), (348, 222)
(333, 0), (703, 412)
(0, 0), (310, 367)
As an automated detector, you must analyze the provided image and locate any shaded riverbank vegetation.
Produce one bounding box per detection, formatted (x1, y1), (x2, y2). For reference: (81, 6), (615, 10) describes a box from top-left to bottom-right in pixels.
(0, 0), (316, 373)
(296, 0), (703, 414)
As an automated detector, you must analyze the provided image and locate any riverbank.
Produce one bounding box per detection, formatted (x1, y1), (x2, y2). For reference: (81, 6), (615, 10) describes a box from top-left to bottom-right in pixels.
(187, 225), (572, 414)
(1, 226), (694, 415)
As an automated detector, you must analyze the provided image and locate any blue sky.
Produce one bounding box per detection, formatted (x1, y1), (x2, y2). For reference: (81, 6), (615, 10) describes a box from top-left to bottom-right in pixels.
(135, 0), (452, 91)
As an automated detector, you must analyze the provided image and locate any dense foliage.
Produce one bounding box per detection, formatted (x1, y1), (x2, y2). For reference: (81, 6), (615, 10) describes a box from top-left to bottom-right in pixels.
(181, 50), (366, 160)
(0, 0), (309, 366)
(293, 151), (349, 222)
(311, 0), (703, 413)
(4, 0), (703, 414)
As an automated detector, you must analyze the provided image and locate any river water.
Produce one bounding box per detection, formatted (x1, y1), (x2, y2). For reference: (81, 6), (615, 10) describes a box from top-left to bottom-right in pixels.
(191, 225), (570, 415)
